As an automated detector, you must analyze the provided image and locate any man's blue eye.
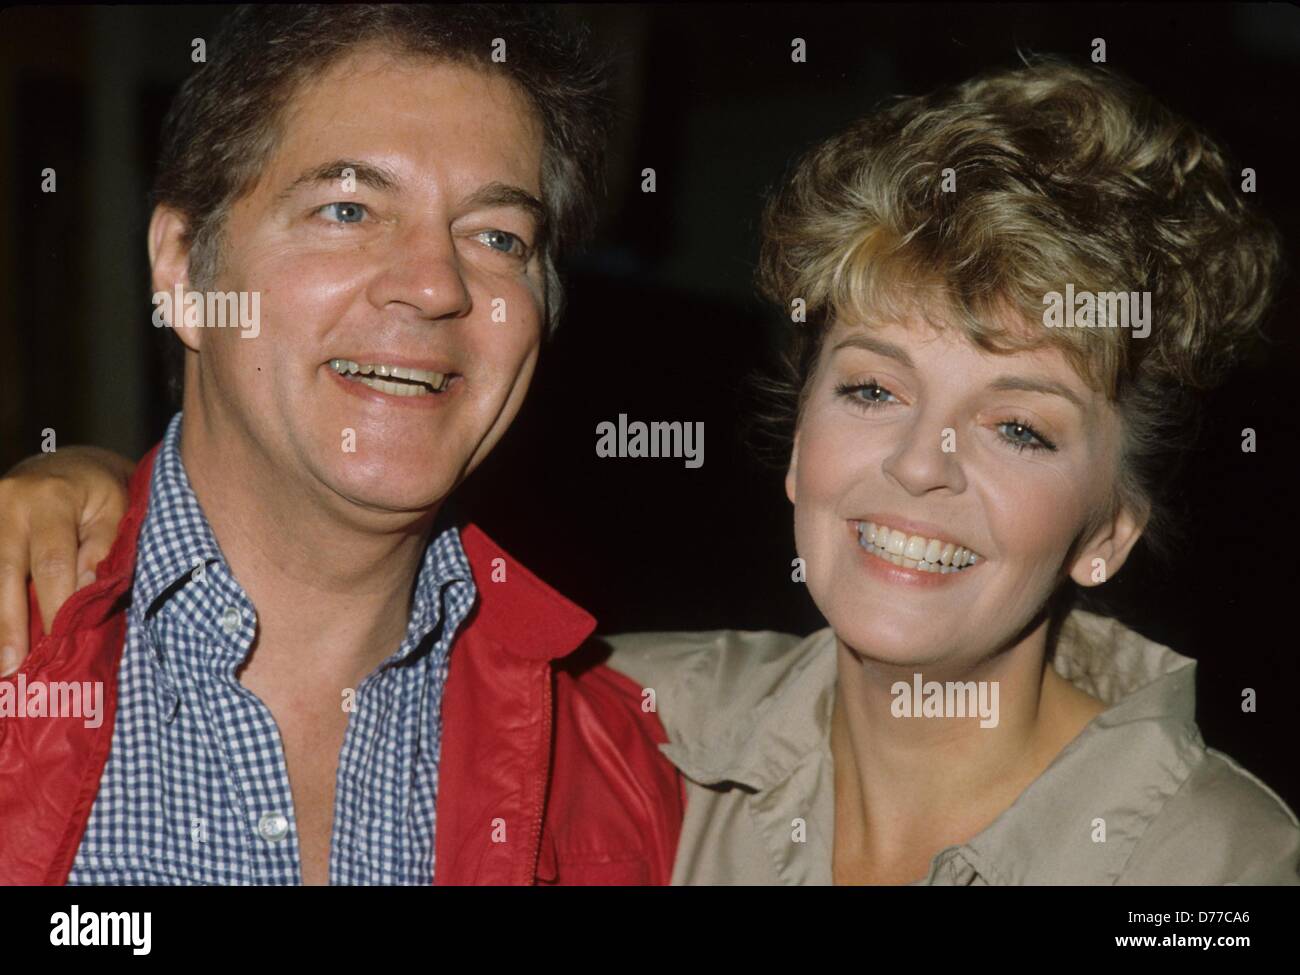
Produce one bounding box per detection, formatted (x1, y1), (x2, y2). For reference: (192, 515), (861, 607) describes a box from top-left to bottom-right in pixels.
(318, 202), (367, 224)
(477, 229), (524, 255)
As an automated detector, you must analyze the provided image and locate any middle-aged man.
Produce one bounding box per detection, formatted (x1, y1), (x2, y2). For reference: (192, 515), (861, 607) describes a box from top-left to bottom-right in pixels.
(0, 5), (683, 885)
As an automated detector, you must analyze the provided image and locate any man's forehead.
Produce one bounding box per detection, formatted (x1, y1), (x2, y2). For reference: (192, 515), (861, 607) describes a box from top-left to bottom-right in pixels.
(266, 47), (543, 191)
(308, 42), (523, 96)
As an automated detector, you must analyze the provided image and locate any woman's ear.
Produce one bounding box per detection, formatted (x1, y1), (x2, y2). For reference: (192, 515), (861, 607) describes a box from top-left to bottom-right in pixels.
(785, 430), (800, 505)
(1067, 501), (1146, 587)
(149, 204), (202, 354)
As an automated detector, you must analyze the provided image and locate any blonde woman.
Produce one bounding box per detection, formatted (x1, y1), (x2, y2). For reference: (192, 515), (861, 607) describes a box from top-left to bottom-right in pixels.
(606, 58), (1300, 884)
(2, 59), (1298, 884)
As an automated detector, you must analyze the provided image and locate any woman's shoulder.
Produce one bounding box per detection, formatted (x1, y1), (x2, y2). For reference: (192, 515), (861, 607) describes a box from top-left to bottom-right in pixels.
(1123, 746), (1300, 884)
(600, 626), (815, 677)
(1047, 610), (1299, 883)
(597, 627), (835, 744)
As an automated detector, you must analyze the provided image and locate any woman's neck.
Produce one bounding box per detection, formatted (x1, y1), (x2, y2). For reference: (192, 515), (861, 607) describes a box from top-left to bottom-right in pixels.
(830, 615), (1107, 884)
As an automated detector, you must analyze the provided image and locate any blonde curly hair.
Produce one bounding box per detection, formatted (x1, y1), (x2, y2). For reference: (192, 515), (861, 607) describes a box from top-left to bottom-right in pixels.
(756, 56), (1283, 567)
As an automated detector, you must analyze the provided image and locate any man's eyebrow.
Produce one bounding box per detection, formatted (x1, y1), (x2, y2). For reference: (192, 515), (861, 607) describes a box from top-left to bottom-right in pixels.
(461, 181), (546, 228)
(831, 333), (1085, 410)
(274, 159), (401, 204)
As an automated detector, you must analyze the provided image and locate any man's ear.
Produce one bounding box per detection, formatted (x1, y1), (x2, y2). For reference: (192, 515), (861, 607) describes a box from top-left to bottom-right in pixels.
(1067, 501), (1146, 587)
(149, 204), (202, 354)
(784, 429), (800, 506)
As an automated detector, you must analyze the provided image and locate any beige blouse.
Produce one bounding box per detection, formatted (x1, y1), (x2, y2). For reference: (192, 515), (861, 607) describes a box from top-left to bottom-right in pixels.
(603, 609), (1300, 885)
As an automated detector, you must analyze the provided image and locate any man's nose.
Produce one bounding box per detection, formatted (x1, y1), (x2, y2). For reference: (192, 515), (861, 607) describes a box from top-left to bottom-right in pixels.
(367, 220), (473, 321)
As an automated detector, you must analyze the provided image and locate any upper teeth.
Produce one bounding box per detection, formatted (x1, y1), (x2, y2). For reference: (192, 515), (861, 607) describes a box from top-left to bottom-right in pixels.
(329, 359), (448, 394)
(856, 521), (981, 573)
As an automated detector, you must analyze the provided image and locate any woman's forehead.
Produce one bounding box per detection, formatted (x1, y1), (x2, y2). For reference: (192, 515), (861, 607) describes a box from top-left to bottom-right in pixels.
(824, 315), (1052, 366)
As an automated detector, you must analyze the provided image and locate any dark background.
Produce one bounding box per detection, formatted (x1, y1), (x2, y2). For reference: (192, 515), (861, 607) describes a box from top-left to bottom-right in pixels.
(2, 4), (1298, 808)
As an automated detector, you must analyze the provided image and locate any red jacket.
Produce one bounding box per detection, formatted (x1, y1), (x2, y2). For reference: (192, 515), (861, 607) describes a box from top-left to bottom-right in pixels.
(0, 445), (683, 885)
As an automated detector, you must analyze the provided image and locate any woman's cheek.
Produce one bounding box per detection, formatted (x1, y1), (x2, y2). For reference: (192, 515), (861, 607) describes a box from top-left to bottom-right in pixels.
(798, 408), (865, 497)
(790, 422), (855, 596)
(982, 468), (1078, 572)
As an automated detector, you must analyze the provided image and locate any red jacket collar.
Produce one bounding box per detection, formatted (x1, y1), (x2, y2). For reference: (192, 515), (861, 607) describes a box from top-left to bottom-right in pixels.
(40, 443), (596, 658)
(457, 524), (595, 661)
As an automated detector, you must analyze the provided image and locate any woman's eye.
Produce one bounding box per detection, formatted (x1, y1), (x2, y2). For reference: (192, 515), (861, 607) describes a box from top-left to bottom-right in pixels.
(316, 202), (368, 224)
(997, 420), (1057, 454)
(834, 379), (897, 407)
(474, 229), (527, 257)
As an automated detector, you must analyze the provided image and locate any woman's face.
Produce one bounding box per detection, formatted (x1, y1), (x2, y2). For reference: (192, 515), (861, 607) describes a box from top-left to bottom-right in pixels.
(787, 314), (1143, 670)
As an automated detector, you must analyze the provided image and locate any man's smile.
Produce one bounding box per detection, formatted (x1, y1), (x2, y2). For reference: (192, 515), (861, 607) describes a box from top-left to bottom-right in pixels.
(329, 358), (452, 395)
(325, 355), (462, 408)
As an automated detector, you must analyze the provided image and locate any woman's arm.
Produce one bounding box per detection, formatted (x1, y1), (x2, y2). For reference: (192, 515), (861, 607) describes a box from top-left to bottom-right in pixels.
(0, 447), (134, 675)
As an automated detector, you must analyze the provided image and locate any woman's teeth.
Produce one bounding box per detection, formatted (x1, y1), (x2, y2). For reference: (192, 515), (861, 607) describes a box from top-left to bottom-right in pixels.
(329, 358), (449, 397)
(856, 521), (981, 574)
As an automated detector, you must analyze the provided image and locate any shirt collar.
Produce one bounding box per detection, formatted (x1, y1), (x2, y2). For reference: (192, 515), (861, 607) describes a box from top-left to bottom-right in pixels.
(942, 610), (1201, 884)
(133, 412), (224, 616)
(133, 413), (475, 655)
(398, 514), (474, 664)
(658, 628), (838, 792)
(60, 425), (593, 666)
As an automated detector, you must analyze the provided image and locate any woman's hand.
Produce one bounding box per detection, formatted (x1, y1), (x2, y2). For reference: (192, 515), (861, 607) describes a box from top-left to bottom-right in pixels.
(0, 447), (134, 675)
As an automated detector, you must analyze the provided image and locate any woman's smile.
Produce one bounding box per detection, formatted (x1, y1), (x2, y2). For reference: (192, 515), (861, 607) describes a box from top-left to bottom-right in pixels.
(848, 519), (986, 588)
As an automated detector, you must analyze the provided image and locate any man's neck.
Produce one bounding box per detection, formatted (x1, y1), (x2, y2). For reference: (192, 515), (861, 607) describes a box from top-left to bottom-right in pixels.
(178, 408), (438, 684)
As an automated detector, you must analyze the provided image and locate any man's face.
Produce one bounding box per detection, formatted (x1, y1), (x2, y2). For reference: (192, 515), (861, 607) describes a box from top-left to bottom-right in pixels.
(786, 315), (1141, 673)
(164, 46), (546, 518)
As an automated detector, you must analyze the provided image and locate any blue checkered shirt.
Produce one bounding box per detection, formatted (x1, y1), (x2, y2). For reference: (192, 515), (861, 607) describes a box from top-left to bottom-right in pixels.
(68, 413), (477, 885)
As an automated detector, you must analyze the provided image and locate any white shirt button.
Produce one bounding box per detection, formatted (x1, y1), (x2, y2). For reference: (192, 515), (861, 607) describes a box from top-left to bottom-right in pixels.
(220, 606), (241, 635)
(258, 812), (290, 842)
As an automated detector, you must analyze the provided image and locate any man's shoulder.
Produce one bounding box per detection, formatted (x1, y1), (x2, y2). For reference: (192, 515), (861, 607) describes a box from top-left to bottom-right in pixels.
(541, 648), (686, 884)
(553, 645), (669, 736)
(1124, 746), (1300, 884)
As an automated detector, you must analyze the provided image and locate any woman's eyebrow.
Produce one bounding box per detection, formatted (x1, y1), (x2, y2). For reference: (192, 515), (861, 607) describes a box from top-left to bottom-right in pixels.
(832, 333), (1085, 411)
(831, 333), (913, 366)
(274, 159), (402, 204)
(986, 375), (1085, 411)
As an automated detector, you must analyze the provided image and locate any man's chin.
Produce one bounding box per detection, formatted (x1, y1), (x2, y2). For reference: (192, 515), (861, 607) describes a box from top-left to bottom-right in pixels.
(320, 466), (460, 520)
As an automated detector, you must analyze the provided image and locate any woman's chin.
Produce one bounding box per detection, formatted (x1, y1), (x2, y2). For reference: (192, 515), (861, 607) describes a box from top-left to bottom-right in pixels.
(827, 619), (959, 672)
